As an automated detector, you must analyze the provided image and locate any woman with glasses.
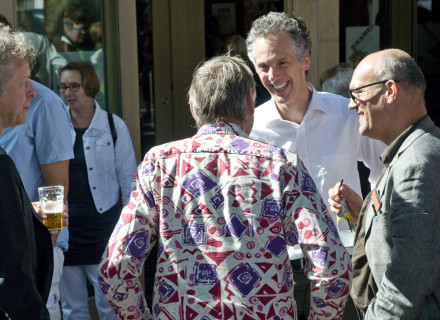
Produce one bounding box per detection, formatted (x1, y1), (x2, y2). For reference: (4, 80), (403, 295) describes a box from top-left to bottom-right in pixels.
(58, 61), (137, 319)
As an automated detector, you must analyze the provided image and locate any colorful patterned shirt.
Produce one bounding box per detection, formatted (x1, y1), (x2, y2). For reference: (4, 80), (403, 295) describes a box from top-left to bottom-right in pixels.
(98, 122), (352, 320)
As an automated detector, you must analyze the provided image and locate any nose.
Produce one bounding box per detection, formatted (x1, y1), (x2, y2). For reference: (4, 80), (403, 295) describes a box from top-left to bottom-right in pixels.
(27, 80), (36, 98)
(267, 67), (278, 82)
(348, 98), (359, 110)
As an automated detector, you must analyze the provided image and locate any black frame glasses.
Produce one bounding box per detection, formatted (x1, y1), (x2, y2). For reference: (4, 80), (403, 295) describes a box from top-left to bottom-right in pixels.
(348, 79), (400, 103)
(58, 83), (81, 93)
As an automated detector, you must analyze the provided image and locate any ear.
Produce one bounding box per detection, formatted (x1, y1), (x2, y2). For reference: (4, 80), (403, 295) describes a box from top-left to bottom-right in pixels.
(302, 52), (311, 72)
(246, 88), (255, 115)
(384, 80), (398, 104)
(189, 101), (198, 122)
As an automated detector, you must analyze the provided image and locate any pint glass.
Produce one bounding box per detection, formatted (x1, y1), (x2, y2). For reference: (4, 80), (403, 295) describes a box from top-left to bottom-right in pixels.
(38, 185), (64, 233)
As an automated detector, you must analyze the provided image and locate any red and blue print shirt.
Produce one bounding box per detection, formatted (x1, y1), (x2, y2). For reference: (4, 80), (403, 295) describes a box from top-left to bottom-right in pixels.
(98, 122), (352, 320)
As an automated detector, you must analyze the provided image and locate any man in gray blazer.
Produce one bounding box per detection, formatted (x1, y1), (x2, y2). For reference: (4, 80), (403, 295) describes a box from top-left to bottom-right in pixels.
(328, 48), (440, 319)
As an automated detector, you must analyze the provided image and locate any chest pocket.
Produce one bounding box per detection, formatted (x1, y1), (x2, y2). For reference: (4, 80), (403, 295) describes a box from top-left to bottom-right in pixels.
(95, 137), (115, 178)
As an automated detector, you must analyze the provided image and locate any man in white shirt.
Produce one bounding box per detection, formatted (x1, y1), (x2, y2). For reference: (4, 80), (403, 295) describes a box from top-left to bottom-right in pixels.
(246, 12), (385, 320)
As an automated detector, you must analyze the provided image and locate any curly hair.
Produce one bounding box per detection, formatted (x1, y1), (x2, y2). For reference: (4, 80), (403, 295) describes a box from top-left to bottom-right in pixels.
(0, 24), (37, 96)
(246, 12), (312, 66)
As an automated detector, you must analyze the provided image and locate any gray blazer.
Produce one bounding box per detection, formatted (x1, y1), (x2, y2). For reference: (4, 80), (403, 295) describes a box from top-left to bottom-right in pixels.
(364, 116), (440, 320)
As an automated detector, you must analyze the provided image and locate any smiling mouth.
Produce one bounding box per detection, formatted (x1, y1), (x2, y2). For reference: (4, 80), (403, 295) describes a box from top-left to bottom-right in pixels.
(272, 81), (288, 91)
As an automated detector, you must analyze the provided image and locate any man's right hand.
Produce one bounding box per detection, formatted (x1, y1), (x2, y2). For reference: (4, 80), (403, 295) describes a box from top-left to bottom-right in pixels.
(328, 182), (363, 224)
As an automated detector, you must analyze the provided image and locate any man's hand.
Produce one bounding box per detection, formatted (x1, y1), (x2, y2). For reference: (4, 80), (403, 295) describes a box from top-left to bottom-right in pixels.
(328, 182), (363, 224)
(32, 202), (68, 247)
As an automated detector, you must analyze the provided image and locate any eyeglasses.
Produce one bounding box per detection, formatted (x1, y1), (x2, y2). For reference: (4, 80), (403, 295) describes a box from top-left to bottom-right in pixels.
(73, 27), (86, 32)
(58, 83), (81, 93)
(348, 80), (400, 103)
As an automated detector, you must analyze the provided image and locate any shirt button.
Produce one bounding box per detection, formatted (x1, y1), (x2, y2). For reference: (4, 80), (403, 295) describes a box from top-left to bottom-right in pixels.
(93, 186), (96, 190)
(86, 146), (90, 150)
(89, 167), (93, 170)
(99, 208), (103, 211)
(107, 142), (110, 146)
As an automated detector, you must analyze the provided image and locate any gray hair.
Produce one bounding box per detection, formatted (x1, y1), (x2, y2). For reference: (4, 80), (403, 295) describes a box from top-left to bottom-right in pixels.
(0, 24), (37, 96)
(375, 53), (426, 94)
(246, 12), (312, 66)
(322, 65), (354, 98)
(188, 55), (256, 128)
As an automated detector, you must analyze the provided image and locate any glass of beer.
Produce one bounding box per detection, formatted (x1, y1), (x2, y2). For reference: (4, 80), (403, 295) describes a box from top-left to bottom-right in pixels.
(38, 185), (64, 233)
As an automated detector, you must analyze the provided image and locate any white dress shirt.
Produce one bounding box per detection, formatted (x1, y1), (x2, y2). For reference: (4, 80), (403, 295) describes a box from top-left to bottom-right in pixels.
(250, 83), (386, 259)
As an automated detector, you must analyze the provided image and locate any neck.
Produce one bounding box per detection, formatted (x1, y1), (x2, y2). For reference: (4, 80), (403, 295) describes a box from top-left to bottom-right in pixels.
(383, 112), (427, 145)
(276, 84), (312, 124)
(70, 100), (95, 128)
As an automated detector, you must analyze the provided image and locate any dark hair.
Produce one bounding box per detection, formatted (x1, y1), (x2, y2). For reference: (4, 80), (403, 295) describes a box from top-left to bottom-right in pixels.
(59, 61), (100, 97)
(0, 14), (12, 28)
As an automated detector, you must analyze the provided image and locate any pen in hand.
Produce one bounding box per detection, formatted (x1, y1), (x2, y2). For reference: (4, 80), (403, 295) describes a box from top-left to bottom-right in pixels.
(338, 179), (354, 231)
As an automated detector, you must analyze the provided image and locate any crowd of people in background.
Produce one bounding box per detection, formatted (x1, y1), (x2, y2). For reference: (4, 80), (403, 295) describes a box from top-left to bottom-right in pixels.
(0, 8), (439, 320)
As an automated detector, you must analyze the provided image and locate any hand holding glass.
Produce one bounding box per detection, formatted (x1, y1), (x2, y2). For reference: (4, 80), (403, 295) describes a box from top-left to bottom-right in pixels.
(38, 185), (64, 233)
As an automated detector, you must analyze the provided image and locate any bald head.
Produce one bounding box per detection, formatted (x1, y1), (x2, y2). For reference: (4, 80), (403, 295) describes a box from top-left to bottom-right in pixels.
(349, 49), (427, 144)
(361, 49), (426, 95)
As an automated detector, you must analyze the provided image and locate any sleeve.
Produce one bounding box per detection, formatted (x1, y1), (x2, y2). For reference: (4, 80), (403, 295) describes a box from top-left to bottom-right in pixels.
(365, 157), (440, 319)
(113, 115), (137, 203)
(357, 133), (386, 188)
(0, 156), (48, 318)
(98, 154), (158, 319)
(33, 94), (74, 165)
(283, 159), (352, 320)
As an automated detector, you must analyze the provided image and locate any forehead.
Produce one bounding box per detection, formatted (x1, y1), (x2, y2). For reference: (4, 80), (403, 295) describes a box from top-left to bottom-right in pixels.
(60, 69), (82, 82)
(253, 33), (295, 60)
(350, 61), (375, 88)
(8, 60), (31, 80)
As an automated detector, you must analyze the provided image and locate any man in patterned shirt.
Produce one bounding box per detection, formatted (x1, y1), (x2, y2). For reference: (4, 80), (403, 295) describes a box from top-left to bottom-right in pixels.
(98, 56), (352, 319)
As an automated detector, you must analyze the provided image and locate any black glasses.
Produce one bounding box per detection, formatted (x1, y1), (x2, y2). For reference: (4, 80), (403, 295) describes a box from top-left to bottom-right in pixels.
(348, 80), (400, 103)
(58, 83), (81, 93)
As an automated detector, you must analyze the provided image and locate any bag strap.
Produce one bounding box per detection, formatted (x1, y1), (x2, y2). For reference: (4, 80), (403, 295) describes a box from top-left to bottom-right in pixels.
(107, 112), (117, 146)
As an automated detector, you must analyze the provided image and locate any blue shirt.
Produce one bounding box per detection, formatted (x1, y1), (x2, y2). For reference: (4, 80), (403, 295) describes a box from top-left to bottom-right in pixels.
(77, 101), (137, 213)
(0, 80), (74, 251)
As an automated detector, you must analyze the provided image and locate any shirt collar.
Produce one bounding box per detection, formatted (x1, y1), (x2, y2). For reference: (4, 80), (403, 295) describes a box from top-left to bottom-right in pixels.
(264, 82), (330, 124)
(87, 100), (101, 131)
(380, 115), (427, 166)
(197, 122), (248, 138)
(307, 83), (331, 115)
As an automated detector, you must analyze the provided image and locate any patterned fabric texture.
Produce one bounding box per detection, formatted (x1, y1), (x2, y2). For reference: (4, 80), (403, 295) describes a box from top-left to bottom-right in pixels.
(98, 122), (352, 320)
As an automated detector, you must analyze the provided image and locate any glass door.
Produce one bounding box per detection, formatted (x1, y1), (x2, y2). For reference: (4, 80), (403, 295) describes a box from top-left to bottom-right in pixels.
(16, 0), (108, 108)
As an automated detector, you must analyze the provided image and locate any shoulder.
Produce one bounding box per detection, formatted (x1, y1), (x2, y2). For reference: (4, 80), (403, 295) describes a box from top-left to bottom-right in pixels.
(0, 153), (18, 180)
(402, 128), (440, 167)
(254, 99), (274, 118)
(107, 112), (130, 134)
(32, 81), (67, 112)
(314, 91), (352, 114)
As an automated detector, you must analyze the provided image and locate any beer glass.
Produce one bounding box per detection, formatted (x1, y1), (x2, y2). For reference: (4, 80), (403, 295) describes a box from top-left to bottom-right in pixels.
(38, 185), (64, 233)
